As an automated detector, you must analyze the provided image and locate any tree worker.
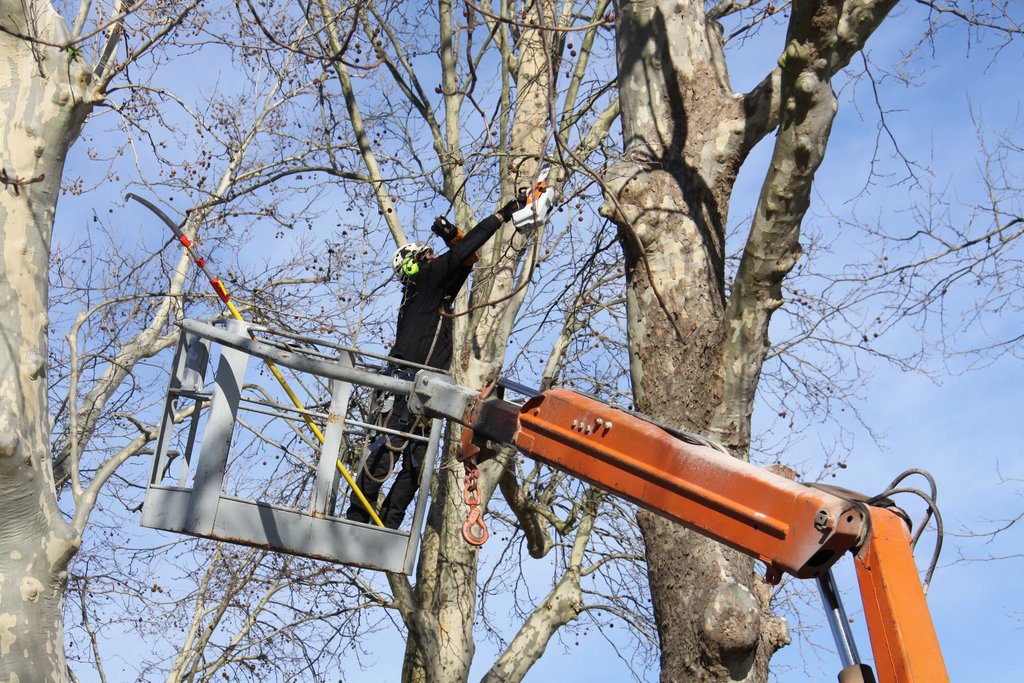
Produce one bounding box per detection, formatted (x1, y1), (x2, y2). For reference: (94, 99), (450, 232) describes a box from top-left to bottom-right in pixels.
(346, 178), (555, 528)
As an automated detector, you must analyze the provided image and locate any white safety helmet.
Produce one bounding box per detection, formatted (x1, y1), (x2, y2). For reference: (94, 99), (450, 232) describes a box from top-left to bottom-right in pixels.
(392, 242), (432, 281)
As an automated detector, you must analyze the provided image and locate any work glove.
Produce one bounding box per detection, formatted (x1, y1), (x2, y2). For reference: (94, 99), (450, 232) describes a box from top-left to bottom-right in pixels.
(431, 216), (458, 241)
(498, 193), (528, 223)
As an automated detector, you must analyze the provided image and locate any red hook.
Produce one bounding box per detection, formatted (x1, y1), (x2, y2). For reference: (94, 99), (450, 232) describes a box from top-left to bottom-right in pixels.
(462, 465), (488, 546)
(462, 506), (489, 546)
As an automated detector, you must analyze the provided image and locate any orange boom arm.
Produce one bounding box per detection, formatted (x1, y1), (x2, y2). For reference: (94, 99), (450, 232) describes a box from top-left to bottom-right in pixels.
(446, 385), (948, 683)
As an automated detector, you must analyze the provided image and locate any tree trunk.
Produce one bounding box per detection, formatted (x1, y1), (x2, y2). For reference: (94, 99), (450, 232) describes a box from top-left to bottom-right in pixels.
(0, 2), (95, 680)
(603, 1), (788, 680)
(605, 152), (786, 683)
(605, 0), (902, 678)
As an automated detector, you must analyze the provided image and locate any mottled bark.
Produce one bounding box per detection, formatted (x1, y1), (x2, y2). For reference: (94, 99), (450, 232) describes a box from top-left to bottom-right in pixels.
(0, 2), (96, 680)
(711, 0), (900, 451)
(604, 0), (899, 680)
(603, 2), (771, 677)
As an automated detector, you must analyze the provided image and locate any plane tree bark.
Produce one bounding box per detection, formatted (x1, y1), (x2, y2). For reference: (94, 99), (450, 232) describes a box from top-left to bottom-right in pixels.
(0, 3), (141, 679)
(2, 3), (352, 679)
(603, 0), (897, 680)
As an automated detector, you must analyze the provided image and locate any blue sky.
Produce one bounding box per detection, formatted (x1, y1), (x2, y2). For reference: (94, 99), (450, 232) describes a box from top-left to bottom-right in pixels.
(515, 4), (1024, 681)
(728, 7), (1023, 680)
(51, 2), (1022, 681)
(765, 357), (1024, 682)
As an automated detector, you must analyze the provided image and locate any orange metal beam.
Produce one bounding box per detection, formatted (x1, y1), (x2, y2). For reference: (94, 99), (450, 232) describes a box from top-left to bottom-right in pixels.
(463, 385), (947, 681)
(508, 389), (867, 578)
(855, 507), (949, 683)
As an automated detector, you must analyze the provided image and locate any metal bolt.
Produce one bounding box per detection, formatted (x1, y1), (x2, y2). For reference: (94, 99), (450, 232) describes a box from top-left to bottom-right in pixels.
(814, 509), (831, 531)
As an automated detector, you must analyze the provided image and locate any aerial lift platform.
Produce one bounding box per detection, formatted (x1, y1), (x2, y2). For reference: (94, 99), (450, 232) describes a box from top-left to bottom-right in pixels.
(141, 318), (442, 574)
(141, 318), (948, 683)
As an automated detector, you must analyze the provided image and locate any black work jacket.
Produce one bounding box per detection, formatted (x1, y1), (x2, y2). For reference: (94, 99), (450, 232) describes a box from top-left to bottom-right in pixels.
(389, 213), (503, 369)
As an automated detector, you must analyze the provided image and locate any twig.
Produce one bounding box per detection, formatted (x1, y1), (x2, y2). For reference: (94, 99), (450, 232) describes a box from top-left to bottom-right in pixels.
(0, 1), (144, 50)
(0, 168), (45, 195)
(465, 0), (613, 33)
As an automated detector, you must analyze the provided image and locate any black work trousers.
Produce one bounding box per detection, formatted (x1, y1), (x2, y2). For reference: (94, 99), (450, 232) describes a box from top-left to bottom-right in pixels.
(345, 395), (428, 529)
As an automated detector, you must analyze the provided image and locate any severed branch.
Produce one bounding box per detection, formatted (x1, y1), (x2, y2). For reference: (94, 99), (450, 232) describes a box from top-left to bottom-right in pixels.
(0, 167), (45, 195)
(498, 464), (554, 558)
